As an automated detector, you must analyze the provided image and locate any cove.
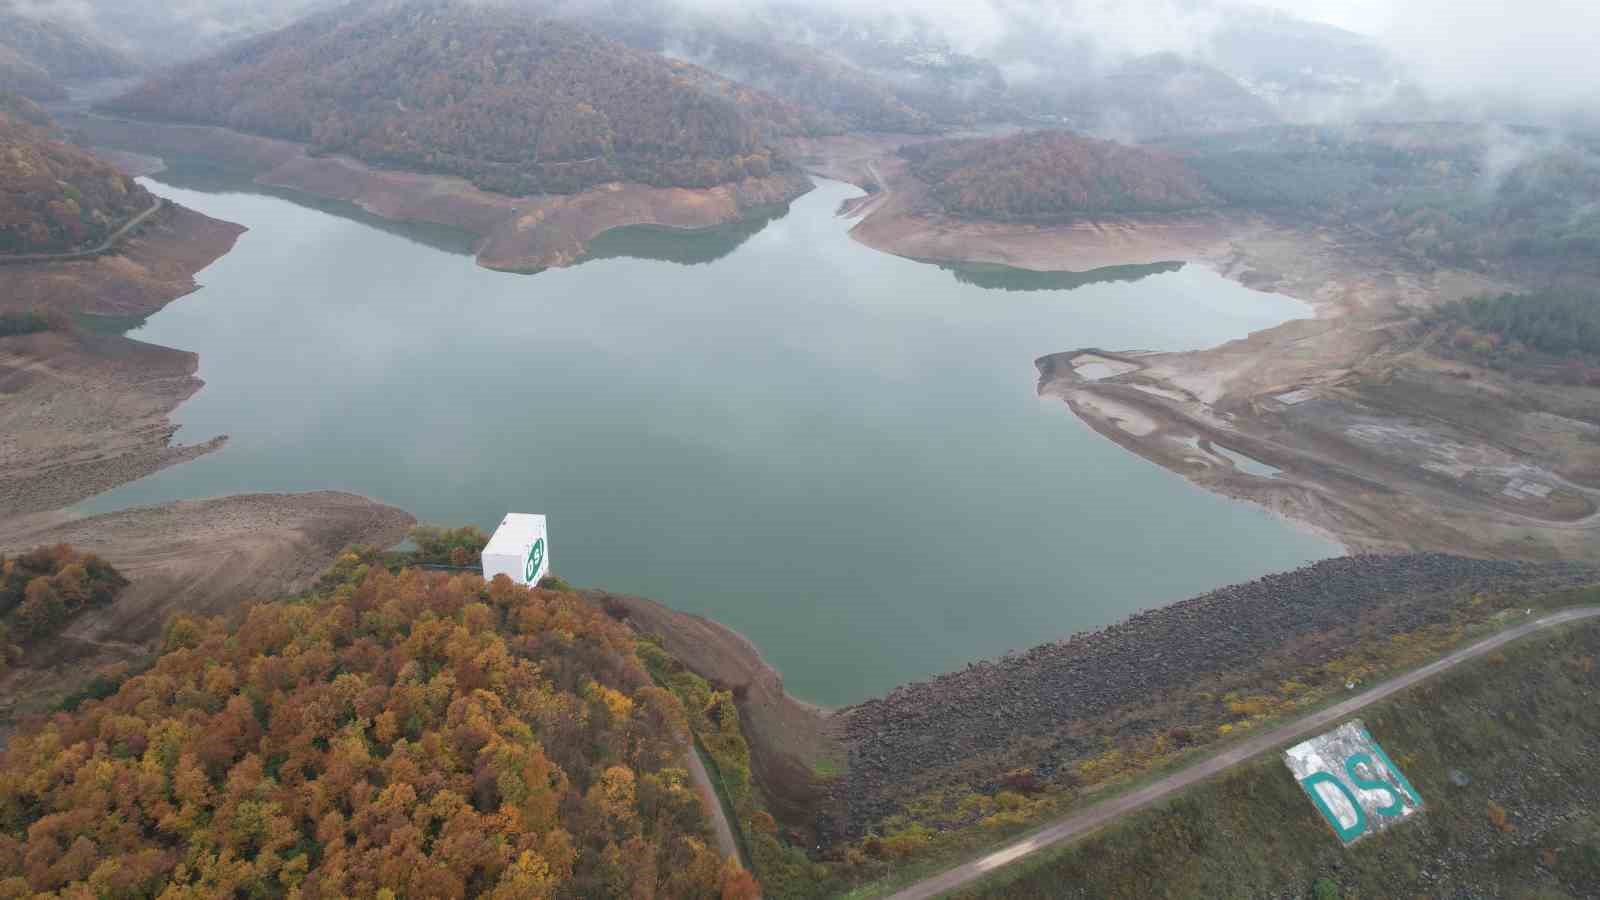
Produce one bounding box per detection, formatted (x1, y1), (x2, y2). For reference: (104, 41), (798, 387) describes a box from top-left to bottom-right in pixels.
(81, 171), (1338, 705)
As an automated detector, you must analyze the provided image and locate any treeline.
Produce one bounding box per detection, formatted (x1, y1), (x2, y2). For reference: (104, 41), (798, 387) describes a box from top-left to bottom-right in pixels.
(105, 1), (804, 196)
(1426, 290), (1600, 384)
(589, 17), (932, 134)
(903, 130), (1216, 222)
(0, 91), (157, 255)
(0, 308), (69, 337)
(1173, 124), (1600, 267)
(0, 549), (758, 897)
(0, 545), (127, 668)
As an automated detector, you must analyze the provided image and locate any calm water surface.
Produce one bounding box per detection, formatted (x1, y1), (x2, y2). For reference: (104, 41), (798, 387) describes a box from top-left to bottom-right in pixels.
(83, 173), (1337, 704)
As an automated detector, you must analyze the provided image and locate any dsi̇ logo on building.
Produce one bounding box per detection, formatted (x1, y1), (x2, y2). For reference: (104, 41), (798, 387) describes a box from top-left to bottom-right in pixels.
(524, 538), (546, 583)
(1283, 720), (1423, 844)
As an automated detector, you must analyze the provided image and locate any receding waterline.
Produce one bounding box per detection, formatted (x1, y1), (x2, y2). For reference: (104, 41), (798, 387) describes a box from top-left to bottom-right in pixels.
(81, 171), (1338, 705)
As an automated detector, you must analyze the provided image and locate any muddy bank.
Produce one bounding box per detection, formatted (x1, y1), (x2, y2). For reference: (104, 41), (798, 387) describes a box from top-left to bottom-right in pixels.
(0, 491), (414, 729)
(0, 331), (225, 517)
(832, 554), (1599, 837)
(1, 203), (244, 518)
(586, 589), (842, 827)
(68, 113), (814, 273)
(1, 203), (243, 316)
(1037, 226), (1600, 560)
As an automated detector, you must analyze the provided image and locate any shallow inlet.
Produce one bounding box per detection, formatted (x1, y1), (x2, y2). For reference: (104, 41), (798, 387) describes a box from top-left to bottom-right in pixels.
(81, 173), (1338, 705)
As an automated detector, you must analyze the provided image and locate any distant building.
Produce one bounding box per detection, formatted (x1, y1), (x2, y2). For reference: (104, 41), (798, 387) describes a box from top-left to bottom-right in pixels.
(482, 513), (549, 586)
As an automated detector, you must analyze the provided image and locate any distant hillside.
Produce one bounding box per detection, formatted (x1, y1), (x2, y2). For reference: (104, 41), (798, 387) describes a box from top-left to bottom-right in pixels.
(0, 43), (61, 101)
(589, 18), (932, 134)
(0, 92), (156, 255)
(105, 1), (810, 195)
(1172, 123), (1600, 269)
(0, 0), (332, 68)
(1046, 53), (1282, 138)
(902, 130), (1216, 222)
(0, 552), (760, 897)
(0, 6), (137, 100)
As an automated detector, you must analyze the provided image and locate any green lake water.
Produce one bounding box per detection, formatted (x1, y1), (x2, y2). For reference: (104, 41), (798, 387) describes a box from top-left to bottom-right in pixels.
(81, 172), (1338, 705)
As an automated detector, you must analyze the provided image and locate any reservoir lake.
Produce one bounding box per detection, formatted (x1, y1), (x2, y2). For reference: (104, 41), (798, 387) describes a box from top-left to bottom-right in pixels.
(83, 172), (1338, 705)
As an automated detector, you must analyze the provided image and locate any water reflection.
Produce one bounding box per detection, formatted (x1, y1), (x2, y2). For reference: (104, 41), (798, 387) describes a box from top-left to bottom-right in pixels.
(148, 164), (482, 256)
(148, 163), (798, 268)
(929, 259), (1186, 292)
(577, 203), (795, 267)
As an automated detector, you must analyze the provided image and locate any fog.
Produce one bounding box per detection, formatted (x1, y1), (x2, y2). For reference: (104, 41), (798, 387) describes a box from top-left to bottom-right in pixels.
(11, 0), (1599, 124)
(664, 0), (1600, 122)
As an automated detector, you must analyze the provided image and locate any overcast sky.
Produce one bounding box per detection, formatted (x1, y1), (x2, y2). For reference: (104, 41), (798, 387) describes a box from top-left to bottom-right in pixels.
(1284, 0), (1600, 109)
(835, 0), (1600, 115)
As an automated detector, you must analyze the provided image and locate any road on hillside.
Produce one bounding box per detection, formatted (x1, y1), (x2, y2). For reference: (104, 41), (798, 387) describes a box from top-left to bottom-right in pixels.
(0, 198), (164, 266)
(682, 736), (744, 864)
(888, 606), (1600, 900)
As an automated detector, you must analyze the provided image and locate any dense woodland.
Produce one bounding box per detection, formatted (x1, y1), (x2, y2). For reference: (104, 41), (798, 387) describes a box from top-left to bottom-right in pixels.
(0, 545), (127, 671)
(1173, 125), (1600, 267)
(106, 1), (805, 196)
(903, 130), (1216, 222)
(585, 16), (933, 134)
(0, 93), (156, 255)
(0, 550), (758, 898)
(1427, 290), (1600, 384)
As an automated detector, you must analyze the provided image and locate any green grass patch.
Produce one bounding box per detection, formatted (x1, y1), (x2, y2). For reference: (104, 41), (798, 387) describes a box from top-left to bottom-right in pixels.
(954, 618), (1600, 898)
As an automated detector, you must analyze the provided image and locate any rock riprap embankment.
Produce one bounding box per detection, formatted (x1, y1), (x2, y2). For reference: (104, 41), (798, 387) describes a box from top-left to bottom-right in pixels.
(833, 554), (1598, 836)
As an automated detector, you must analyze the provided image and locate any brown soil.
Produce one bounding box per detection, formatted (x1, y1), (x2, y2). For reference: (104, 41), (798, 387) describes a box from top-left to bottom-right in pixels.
(68, 113), (814, 273)
(1038, 229), (1600, 560)
(0, 491), (414, 731)
(1, 203), (243, 316)
(1, 203), (243, 517)
(585, 590), (844, 826)
(0, 330), (225, 517)
(812, 137), (1600, 561)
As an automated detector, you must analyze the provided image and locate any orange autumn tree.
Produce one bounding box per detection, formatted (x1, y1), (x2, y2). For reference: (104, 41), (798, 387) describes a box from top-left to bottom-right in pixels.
(0, 553), (756, 898)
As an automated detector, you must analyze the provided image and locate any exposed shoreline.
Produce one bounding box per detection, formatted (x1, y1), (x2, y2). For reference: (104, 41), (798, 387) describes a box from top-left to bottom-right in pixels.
(0, 203), (244, 517)
(66, 113), (816, 273)
(811, 135), (1600, 562)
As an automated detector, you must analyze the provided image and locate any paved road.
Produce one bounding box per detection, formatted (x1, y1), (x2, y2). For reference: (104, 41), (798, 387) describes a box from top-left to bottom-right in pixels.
(888, 606), (1600, 900)
(0, 198), (164, 266)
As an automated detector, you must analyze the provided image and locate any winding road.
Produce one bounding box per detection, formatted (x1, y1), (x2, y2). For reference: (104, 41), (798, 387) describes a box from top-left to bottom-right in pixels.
(887, 605), (1600, 900)
(0, 197), (165, 266)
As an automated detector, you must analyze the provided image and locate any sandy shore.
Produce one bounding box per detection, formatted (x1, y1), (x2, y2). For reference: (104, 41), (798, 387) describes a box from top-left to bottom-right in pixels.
(68, 113), (815, 273)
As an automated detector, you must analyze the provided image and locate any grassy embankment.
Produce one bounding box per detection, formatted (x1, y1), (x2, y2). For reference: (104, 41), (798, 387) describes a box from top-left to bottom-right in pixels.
(827, 582), (1600, 900)
(956, 616), (1600, 898)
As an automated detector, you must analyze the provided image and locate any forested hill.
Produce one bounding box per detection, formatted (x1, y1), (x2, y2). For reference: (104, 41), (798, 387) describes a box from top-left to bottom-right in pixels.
(0, 552), (760, 897)
(0, 91), (156, 255)
(0, 6), (138, 100)
(104, 0), (815, 196)
(902, 130), (1217, 222)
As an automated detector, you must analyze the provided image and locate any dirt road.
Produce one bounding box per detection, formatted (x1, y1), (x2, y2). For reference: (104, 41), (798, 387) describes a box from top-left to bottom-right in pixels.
(0, 198), (164, 266)
(681, 737), (744, 865)
(887, 606), (1600, 900)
